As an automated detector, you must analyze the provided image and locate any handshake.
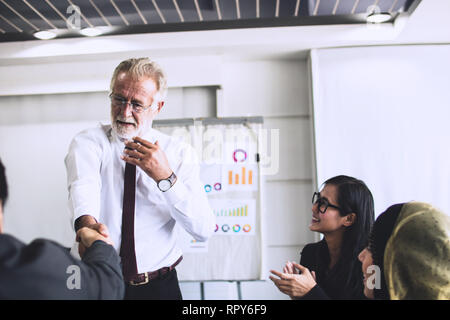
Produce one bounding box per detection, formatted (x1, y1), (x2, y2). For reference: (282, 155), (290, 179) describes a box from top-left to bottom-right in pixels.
(75, 215), (114, 258)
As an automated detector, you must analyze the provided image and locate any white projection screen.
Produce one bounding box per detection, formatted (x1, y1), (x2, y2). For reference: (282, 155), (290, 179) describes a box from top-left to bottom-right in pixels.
(310, 45), (450, 217)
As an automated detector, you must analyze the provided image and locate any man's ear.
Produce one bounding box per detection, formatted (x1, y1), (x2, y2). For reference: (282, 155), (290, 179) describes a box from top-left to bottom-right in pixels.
(343, 213), (356, 227)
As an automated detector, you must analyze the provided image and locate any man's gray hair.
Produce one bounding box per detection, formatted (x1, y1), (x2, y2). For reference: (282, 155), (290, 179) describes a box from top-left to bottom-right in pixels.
(110, 57), (168, 101)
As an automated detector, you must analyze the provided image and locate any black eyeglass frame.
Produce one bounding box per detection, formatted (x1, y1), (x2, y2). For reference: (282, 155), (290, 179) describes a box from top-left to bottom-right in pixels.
(312, 192), (343, 214)
(109, 93), (154, 113)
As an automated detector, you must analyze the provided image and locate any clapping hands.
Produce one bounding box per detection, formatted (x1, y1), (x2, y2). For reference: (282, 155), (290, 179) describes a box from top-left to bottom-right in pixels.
(269, 261), (317, 299)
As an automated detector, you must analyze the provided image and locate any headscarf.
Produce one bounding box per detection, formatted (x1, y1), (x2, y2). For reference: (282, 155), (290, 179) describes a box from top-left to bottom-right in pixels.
(384, 202), (450, 299)
(370, 202), (450, 300)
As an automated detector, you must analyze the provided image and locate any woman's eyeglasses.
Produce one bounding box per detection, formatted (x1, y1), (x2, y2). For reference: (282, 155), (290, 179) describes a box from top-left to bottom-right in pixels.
(312, 192), (343, 214)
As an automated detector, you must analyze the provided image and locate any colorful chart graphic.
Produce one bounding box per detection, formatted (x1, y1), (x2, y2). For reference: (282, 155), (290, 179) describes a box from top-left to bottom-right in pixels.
(204, 182), (222, 193)
(214, 204), (248, 217)
(223, 164), (258, 191)
(233, 149), (247, 163)
(214, 224), (252, 234)
(200, 164), (223, 195)
(228, 167), (253, 186)
(210, 199), (256, 236)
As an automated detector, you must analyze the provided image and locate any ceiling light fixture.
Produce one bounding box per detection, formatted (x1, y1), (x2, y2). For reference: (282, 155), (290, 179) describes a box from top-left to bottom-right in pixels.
(33, 30), (57, 40)
(80, 27), (103, 37)
(366, 12), (392, 23)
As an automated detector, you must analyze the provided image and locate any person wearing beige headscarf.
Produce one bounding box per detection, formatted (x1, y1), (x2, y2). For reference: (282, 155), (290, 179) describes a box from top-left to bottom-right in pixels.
(358, 201), (450, 300)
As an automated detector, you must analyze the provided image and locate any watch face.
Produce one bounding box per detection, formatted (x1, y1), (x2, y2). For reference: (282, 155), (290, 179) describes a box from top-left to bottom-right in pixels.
(158, 179), (171, 191)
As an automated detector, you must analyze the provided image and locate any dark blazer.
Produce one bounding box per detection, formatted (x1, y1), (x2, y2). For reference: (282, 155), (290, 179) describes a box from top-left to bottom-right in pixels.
(0, 234), (124, 299)
(299, 239), (366, 300)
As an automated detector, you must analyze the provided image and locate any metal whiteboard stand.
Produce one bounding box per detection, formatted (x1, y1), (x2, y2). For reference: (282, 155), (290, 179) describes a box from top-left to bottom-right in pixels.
(199, 281), (243, 300)
(236, 281), (242, 300)
(200, 281), (205, 300)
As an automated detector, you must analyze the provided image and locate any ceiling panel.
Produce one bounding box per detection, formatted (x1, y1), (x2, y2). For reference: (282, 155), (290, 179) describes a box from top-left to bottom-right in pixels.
(0, 0), (420, 42)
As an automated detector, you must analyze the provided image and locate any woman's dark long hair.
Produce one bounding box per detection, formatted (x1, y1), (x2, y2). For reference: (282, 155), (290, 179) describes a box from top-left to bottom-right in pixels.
(0, 158), (8, 207)
(323, 175), (375, 298)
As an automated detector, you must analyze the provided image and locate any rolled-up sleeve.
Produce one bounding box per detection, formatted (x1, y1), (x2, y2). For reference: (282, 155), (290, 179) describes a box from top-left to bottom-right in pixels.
(65, 130), (103, 228)
(163, 143), (216, 242)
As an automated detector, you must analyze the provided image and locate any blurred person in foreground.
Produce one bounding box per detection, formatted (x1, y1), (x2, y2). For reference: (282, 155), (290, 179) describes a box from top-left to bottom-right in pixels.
(359, 201), (450, 300)
(0, 158), (124, 299)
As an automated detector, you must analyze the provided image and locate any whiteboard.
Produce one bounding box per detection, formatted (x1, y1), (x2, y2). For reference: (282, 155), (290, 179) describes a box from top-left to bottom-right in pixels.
(154, 117), (265, 281)
(310, 45), (450, 217)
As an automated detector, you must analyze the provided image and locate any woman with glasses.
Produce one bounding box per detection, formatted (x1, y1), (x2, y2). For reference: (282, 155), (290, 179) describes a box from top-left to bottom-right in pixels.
(270, 175), (374, 299)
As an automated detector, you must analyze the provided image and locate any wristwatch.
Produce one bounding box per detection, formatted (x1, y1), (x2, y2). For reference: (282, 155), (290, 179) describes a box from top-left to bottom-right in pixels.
(157, 172), (177, 192)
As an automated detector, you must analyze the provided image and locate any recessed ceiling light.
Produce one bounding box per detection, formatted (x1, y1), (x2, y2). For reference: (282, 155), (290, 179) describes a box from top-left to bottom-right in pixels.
(80, 27), (103, 37)
(366, 12), (392, 24)
(33, 30), (57, 40)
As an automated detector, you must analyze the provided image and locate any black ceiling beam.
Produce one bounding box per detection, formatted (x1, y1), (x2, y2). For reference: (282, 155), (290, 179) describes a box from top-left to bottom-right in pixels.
(0, 12), (386, 43)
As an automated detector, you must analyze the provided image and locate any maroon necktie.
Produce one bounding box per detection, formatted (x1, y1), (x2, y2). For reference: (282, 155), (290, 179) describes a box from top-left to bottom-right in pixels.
(120, 163), (138, 282)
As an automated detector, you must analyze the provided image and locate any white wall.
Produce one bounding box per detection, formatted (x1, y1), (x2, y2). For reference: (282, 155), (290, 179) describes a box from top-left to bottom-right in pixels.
(311, 45), (450, 217)
(219, 59), (315, 299)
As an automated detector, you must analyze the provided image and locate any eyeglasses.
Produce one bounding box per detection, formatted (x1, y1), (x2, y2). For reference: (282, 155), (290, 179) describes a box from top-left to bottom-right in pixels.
(312, 192), (343, 214)
(109, 93), (155, 113)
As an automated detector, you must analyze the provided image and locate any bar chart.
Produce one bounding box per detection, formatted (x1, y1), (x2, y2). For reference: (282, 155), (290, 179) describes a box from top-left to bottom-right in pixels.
(228, 167), (253, 185)
(224, 164), (258, 191)
(214, 204), (248, 217)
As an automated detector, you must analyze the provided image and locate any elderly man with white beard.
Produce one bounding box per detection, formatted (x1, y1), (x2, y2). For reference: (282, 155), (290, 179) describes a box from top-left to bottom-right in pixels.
(65, 58), (215, 300)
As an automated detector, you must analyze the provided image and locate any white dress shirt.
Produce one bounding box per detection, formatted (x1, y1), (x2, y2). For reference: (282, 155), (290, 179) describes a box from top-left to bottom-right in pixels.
(65, 123), (215, 272)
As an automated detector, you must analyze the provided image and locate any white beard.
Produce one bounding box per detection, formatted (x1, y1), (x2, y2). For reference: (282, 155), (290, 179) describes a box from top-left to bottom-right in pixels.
(112, 122), (136, 140)
(111, 115), (152, 140)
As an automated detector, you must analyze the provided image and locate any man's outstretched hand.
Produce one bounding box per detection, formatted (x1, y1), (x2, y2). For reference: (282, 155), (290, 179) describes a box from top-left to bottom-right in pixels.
(76, 224), (113, 258)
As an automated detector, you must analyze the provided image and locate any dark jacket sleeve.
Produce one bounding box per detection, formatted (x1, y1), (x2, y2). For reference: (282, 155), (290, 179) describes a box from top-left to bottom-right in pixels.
(0, 235), (124, 300)
(301, 284), (330, 300)
(78, 240), (125, 300)
(298, 242), (330, 300)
